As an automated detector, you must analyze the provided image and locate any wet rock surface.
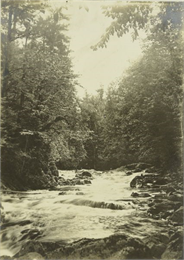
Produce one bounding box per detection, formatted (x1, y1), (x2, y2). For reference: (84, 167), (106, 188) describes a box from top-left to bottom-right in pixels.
(48, 170), (93, 190)
(9, 234), (152, 260)
(129, 171), (183, 259)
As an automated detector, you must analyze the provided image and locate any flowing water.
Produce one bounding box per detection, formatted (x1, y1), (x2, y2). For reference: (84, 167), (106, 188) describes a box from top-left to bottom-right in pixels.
(0, 170), (167, 257)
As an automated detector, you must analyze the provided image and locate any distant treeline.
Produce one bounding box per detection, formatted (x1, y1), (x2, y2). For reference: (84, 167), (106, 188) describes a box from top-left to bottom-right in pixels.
(1, 1), (183, 189)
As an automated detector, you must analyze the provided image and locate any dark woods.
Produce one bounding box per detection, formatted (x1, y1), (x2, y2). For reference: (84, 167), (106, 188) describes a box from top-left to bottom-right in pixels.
(1, 1), (184, 190)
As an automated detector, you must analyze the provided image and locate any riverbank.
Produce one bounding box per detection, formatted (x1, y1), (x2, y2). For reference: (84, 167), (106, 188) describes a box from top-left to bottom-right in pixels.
(1, 166), (183, 259)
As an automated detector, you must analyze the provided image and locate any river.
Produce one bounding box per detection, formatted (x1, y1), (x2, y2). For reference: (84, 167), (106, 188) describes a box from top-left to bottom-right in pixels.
(0, 170), (167, 257)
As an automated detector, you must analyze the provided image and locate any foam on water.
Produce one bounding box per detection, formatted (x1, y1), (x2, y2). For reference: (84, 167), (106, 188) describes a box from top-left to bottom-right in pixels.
(0, 170), (144, 256)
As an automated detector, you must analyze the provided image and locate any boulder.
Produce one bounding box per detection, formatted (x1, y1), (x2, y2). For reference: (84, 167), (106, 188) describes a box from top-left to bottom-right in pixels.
(82, 171), (92, 177)
(46, 234), (151, 259)
(167, 193), (183, 203)
(12, 234), (152, 260)
(143, 233), (169, 259)
(161, 229), (183, 260)
(131, 192), (140, 197)
(83, 179), (92, 184)
(126, 171), (133, 176)
(130, 174), (168, 189)
(18, 252), (44, 259)
(154, 177), (168, 186)
(131, 192), (151, 198)
(75, 179), (84, 185)
(130, 176), (144, 188)
(48, 161), (59, 177)
(169, 206), (184, 225)
(58, 191), (66, 195)
(147, 200), (182, 219)
(164, 186), (176, 194)
(75, 171), (92, 179)
(14, 241), (64, 258)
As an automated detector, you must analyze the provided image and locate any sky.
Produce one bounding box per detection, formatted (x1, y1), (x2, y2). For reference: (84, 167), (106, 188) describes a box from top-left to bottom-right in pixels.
(50, 1), (144, 97)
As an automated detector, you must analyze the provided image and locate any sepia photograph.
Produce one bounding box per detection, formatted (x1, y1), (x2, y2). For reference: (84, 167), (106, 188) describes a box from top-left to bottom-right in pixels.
(1, 0), (184, 259)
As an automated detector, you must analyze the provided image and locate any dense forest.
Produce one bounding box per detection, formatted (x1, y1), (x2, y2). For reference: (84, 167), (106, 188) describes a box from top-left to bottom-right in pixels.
(1, 0), (184, 190)
(1, 1), (184, 260)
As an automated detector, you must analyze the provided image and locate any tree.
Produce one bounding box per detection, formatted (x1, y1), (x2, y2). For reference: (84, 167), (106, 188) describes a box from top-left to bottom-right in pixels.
(91, 2), (184, 50)
(102, 28), (183, 171)
(1, 1), (88, 189)
(89, 2), (183, 173)
(80, 88), (106, 170)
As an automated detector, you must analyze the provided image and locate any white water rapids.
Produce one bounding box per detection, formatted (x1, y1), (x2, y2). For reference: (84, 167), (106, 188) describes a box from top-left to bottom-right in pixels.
(0, 170), (165, 257)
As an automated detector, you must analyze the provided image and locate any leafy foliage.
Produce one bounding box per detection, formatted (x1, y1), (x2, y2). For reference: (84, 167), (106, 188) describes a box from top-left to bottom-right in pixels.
(1, 0), (88, 189)
(79, 89), (106, 169)
(92, 2), (184, 50)
(84, 2), (183, 172)
(1, 1), (183, 190)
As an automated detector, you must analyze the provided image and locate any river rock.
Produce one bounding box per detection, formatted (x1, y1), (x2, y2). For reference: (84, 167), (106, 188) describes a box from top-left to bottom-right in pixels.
(58, 191), (67, 195)
(75, 171), (92, 179)
(147, 199), (182, 219)
(0, 256), (13, 260)
(167, 193), (183, 203)
(131, 192), (151, 198)
(13, 234), (152, 260)
(169, 206), (184, 224)
(161, 229), (183, 260)
(130, 174), (169, 189)
(48, 161), (59, 177)
(76, 192), (84, 195)
(83, 179), (92, 184)
(154, 177), (168, 185)
(18, 252), (44, 259)
(75, 179), (84, 185)
(143, 233), (169, 259)
(1, 220), (32, 230)
(19, 229), (42, 241)
(14, 241), (64, 258)
(131, 192), (139, 197)
(126, 171), (133, 176)
(46, 234), (151, 259)
(130, 176), (144, 188)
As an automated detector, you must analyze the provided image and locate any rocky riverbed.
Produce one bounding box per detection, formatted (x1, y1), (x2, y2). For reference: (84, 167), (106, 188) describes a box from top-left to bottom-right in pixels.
(0, 164), (183, 259)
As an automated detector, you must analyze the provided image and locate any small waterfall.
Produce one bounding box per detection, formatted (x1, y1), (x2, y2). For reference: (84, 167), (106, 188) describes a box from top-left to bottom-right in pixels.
(57, 198), (124, 210)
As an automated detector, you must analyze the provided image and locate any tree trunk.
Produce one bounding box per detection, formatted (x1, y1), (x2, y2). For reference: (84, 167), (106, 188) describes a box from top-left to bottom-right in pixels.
(2, 6), (13, 97)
